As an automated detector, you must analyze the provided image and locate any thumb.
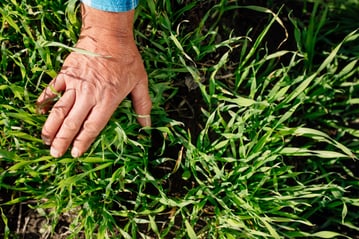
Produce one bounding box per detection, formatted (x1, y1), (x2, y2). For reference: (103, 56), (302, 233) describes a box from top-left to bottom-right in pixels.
(131, 82), (152, 127)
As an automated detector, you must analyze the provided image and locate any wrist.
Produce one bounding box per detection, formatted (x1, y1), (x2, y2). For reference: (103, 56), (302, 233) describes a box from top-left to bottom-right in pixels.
(80, 3), (135, 42)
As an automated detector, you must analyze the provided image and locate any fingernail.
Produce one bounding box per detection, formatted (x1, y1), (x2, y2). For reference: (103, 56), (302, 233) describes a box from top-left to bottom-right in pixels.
(138, 114), (151, 127)
(36, 106), (46, 115)
(71, 147), (80, 158)
(41, 136), (51, 145)
(144, 117), (151, 127)
(50, 147), (61, 158)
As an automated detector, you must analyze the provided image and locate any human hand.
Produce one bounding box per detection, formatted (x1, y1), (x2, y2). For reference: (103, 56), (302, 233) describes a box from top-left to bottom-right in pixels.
(36, 4), (152, 158)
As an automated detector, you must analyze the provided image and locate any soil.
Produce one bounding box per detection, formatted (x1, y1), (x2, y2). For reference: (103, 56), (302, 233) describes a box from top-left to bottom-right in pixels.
(1, 0), (358, 238)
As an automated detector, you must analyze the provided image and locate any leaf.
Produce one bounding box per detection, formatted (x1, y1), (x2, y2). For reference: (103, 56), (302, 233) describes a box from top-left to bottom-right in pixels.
(280, 147), (349, 159)
(293, 127), (356, 159)
(342, 201), (347, 224)
(0, 207), (10, 239)
(317, 30), (358, 74)
(311, 231), (348, 238)
(261, 216), (281, 239)
(185, 220), (198, 239)
(218, 95), (268, 107)
(347, 98), (359, 104)
(40, 41), (109, 57)
(285, 73), (317, 103)
(0, 149), (21, 161)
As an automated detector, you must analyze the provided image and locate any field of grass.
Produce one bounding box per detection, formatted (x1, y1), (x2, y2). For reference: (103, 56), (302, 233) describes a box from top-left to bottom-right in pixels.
(1, 0), (359, 238)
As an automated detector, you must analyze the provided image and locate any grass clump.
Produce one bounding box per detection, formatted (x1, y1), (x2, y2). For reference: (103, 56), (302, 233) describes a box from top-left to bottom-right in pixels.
(1, 0), (359, 238)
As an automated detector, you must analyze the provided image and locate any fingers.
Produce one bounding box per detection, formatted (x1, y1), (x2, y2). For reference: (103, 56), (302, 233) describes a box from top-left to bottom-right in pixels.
(46, 87), (96, 158)
(43, 83), (151, 158)
(71, 104), (114, 158)
(41, 89), (76, 145)
(70, 80), (152, 157)
(131, 82), (152, 127)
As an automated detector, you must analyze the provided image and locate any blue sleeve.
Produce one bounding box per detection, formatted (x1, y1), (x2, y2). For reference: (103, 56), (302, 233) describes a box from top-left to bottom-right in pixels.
(81, 0), (139, 12)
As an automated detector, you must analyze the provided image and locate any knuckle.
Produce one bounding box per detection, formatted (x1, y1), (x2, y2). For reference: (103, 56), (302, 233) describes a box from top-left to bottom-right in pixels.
(80, 82), (96, 95)
(136, 95), (153, 112)
(53, 133), (73, 146)
(144, 97), (153, 109)
(63, 119), (80, 132)
(83, 121), (100, 137)
(41, 126), (52, 139)
(51, 104), (68, 119)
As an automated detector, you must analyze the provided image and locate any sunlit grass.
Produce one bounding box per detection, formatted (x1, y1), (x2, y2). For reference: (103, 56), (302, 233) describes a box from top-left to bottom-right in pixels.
(1, 0), (359, 238)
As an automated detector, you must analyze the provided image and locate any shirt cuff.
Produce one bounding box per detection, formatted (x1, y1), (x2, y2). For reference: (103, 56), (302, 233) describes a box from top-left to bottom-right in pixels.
(81, 0), (139, 12)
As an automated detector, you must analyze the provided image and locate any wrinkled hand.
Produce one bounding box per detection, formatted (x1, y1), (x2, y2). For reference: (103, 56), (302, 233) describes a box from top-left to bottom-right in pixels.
(37, 5), (152, 158)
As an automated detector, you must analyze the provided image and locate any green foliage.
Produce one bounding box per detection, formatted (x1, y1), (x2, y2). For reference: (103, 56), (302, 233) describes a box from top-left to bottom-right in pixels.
(1, 0), (358, 238)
